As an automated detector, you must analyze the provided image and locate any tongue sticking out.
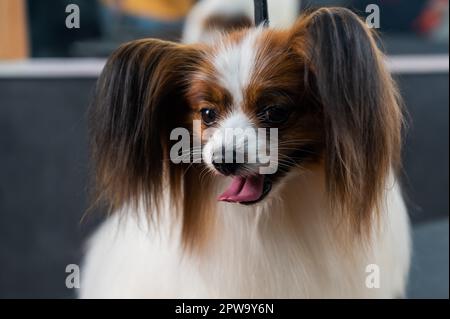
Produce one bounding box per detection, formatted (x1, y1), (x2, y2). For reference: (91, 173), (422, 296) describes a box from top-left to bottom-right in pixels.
(218, 175), (265, 203)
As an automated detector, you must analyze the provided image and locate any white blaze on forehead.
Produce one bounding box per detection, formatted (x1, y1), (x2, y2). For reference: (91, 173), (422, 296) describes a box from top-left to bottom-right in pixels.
(211, 28), (263, 107)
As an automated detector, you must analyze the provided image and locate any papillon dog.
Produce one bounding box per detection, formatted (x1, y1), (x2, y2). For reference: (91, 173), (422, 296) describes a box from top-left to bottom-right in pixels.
(80, 0), (411, 298)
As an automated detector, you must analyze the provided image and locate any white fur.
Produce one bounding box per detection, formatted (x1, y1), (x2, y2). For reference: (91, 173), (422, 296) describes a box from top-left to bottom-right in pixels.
(212, 28), (263, 106)
(200, 29), (271, 174)
(80, 170), (410, 298)
(201, 28), (263, 171)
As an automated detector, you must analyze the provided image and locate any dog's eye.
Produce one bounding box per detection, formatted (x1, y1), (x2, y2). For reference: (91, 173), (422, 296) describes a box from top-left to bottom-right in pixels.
(200, 108), (217, 126)
(263, 106), (290, 124)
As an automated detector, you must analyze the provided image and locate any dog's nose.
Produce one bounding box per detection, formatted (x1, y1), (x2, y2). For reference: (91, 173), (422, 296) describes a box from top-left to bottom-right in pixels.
(212, 147), (242, 175)
(212, 161), (239, 176)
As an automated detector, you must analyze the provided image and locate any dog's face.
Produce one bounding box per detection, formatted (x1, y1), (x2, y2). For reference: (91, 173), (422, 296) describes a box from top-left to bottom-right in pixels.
(90, 8), (403, 247)
(186, 28), (324, 204)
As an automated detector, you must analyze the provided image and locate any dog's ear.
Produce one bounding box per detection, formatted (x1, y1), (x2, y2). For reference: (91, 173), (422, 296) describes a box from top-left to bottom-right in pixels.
(89, 39), (202, 213)
(291, 8), (403, 232)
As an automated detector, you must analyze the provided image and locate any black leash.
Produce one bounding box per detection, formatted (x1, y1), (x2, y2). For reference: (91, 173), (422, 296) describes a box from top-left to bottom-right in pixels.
(254, 0), (269, 27)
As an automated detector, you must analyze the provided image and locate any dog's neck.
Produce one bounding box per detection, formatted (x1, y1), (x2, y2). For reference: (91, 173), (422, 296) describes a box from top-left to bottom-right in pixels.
(183, 165), (369, 297)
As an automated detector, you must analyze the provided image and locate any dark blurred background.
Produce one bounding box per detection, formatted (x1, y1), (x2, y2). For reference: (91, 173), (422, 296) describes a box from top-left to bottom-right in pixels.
(21, 0), (450, 57)
(0, 0), (448, 298)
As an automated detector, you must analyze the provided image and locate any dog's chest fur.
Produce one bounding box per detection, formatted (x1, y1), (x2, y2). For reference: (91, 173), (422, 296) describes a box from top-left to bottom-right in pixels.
(80, 170), (410, 298)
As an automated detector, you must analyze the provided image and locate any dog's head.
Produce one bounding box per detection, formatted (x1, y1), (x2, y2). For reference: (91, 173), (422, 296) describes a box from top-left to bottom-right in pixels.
(90, 8), (403, 246)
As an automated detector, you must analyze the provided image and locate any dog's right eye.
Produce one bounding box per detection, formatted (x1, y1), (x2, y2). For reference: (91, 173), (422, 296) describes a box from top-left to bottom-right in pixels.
(262, 105), (290, 125)
(200, 108), (217, 126)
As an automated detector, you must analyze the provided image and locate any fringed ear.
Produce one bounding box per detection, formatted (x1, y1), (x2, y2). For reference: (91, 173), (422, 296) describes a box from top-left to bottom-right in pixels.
(291, 8), (404, 232)
(89, 39), (202, 214)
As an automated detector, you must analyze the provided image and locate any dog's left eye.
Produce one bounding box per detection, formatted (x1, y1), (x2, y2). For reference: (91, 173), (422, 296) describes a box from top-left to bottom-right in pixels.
(262, 106), (290, 124)
(200, 108), (217, 126)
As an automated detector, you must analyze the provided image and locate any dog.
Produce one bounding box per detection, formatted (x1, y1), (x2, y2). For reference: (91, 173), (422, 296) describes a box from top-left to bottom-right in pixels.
(80, 1), (411, 298)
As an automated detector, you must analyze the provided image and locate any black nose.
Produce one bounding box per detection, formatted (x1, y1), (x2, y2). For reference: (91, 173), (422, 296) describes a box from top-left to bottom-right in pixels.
(212, 161), (239, 176)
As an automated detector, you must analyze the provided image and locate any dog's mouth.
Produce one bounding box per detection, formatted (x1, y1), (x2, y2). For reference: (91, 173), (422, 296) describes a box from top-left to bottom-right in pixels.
(217, 175), (272, 205)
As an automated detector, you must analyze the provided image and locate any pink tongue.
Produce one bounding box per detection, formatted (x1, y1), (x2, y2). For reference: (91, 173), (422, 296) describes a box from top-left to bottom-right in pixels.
(218, 176), (264, 203)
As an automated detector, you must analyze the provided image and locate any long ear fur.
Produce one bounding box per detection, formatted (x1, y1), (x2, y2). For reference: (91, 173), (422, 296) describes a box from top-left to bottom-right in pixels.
(89, 39), (202, 215)
(292, 8), (404, 233)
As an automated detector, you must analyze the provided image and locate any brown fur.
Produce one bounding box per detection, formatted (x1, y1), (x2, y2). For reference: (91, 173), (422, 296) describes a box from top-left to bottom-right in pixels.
(90, 39), (203, 218)
(290, 8), (403, 234)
